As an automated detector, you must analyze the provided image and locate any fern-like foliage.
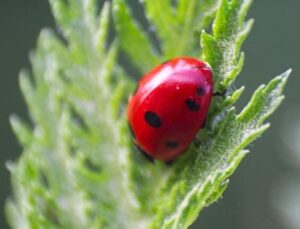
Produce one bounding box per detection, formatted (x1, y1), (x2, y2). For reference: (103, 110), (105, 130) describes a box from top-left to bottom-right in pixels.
(6, 0), (289, 228)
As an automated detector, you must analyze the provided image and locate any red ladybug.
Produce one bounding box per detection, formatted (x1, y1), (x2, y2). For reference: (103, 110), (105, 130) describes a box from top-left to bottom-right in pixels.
(127, 57), (213, 161)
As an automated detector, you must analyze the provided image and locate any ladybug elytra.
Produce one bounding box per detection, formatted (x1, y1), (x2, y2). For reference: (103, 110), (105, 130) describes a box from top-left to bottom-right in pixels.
(127, 57), (213, 161)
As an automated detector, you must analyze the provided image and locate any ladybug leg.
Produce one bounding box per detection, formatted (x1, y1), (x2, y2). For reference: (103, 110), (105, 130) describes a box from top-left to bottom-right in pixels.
(213, 89), (227, 97)
(201, 118), (207, 129)
(134, 143), (154, 163)
(128, 123), (136, 138)
(165, 160), (174, 166)
(128, 123), (154, 162)
(194, 138), (201, 148)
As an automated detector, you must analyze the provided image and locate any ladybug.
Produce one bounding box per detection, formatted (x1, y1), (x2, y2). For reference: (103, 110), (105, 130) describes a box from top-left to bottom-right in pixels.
(127, 57), (213, 161)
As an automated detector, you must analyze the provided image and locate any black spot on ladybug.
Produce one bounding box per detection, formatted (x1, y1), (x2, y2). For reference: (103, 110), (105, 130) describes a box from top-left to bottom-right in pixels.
(196, 86), (206, 96)
(185, 98), (200, 112)
(145, 111), (162, 128)
(165, 141), (179, 149)
(128, 124), (136, 138)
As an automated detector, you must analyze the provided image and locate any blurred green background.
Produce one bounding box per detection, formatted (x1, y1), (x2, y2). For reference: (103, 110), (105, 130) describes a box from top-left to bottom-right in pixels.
(0, 1), (299, 228)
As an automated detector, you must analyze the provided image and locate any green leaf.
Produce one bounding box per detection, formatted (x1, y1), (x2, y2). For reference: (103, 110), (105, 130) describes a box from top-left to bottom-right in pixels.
(201, 0), (254, 91)
(10, 115), (33, 147)
(113, 0), (220, 68)
(237, 70), (290, 124)
(149, 69), (290, 228)
(7, 0), (290, 228)
(7, 2), (139, 228)
(113, 0), (160, 72)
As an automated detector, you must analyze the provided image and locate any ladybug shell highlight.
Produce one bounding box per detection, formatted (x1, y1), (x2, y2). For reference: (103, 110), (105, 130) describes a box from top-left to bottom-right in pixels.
(127, 57), (213, 161)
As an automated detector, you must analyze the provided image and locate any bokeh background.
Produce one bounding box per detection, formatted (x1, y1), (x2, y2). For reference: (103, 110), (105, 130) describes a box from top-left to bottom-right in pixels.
(1, 1), (299, 228)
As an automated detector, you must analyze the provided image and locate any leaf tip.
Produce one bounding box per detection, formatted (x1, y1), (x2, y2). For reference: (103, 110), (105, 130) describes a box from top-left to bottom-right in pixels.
(281, 68), (292, 80)
(272, 68), (291, 90)
(5, 161), (16, 173)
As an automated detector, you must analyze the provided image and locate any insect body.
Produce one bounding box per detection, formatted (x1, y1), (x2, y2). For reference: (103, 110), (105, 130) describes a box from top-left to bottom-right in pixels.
(127, 57), (213, 161)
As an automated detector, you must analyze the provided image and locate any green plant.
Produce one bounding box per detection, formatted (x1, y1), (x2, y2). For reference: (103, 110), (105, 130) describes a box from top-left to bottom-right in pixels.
(6, 0), (290, 228)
